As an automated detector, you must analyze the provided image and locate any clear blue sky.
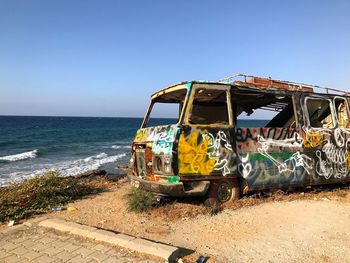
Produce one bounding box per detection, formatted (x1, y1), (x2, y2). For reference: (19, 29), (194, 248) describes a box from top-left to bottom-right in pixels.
(0, 0), (349, 117)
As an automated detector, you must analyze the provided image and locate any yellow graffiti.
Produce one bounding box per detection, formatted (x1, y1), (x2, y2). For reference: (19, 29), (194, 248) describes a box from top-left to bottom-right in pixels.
(346, 152), (350, 170)
(178, 131), (216, 175)
(134, 129), (148, 142)
(303, 131), (323, 148)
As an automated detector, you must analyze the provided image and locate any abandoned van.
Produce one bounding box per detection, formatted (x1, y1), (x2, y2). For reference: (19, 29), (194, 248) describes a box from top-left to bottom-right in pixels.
(128, 74), (350, 204)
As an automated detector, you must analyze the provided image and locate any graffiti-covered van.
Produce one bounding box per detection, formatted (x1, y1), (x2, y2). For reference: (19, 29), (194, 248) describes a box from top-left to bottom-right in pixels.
(128, 74), (350, 204)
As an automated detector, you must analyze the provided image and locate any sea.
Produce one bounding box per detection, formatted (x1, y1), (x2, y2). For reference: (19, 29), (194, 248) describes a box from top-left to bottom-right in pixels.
(0, 116), (267, 186)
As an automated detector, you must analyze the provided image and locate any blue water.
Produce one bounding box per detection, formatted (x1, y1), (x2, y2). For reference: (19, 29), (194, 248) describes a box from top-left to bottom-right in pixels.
(0, 116), (144, 185)
(0, 116), (268, 186)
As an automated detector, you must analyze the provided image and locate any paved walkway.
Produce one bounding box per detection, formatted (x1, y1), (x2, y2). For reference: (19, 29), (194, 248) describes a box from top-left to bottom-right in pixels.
(0, 222), (159, 263)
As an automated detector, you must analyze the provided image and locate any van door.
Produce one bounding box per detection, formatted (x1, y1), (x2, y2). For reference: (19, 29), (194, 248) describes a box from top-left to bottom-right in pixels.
(178, 84), (237, 178)
(301, 94), (350, 185)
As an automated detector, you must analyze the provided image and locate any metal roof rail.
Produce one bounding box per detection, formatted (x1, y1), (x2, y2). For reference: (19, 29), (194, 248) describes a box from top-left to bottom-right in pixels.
(219, 74), (350, 96)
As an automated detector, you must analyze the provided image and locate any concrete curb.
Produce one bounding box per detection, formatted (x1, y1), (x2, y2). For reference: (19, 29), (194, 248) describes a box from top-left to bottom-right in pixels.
(39, 218), (180, 262)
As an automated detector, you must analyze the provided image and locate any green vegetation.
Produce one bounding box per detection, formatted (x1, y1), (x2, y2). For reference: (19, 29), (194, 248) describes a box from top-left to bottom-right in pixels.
(127, 187), (156, 213)
(0, 172), (98, 223)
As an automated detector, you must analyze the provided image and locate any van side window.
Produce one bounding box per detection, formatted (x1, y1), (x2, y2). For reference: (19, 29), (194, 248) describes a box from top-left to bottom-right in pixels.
(335, 97), (350, 128)
(233, 91), (296, 128)
(306, 98), (334, 128)
(189, 89), (229, 125)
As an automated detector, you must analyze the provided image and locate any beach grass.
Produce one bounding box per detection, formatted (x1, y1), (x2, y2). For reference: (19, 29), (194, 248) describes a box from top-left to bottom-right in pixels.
(0, 171), (98, 223)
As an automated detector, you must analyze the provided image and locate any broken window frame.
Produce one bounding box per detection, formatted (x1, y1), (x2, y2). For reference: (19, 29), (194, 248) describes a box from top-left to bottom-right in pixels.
(184, 84), (233, 128)
(141, 86), (190, 128)
(334, 96), (350, 129)
(304, 96), (336, 129)
(232, 88), (299, 128)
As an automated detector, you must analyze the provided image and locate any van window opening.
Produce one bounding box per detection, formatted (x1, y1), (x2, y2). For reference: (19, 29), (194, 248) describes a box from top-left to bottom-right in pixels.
(188, 88), (230, 125)
(144, 88), (187, 127)
(334, 97), (350, 128)
(233, 91), (296, 128)
(305, 98), (334, 128)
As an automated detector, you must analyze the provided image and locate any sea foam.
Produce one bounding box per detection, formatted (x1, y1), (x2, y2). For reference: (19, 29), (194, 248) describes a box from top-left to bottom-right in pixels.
(40, 152), (126, 177)
(0, 152), (127, 186)
(0, 150), (38, 162)
(111, 145), (131, 149)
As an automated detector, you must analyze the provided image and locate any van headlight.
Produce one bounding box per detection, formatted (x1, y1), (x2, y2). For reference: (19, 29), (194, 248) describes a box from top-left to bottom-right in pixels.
(155, 156), (163, 172)
(153, 155), (172, 174)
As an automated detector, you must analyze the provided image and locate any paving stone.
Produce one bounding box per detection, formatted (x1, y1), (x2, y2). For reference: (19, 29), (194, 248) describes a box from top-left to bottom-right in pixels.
(3, 254), (22, 263)
(73, 246), (95, 257)
(1, 242), (21, 252)
(62, 243), (81, 252)
(31, 242), (49, 252)
(88, 250), (110, 261)
(56, 250), (76, 261)
(42, 245), (65, 256)
(12, 236), (28, 245)
(1, 221), (162, 263)
(68, 255), (87, 263)
(34, 254), (56, 263)
(0, 249), (11, 259)
(11, 246), (30, 257)
(102, 256), (127, 263)
(0, 239), (10, 248)
(36, 236), (56, 245)
(21, 239), (37, 249)
(50, 239), (68, 248)
(30, 234), (44, 241)
(22, 250), (42, 261)
(81, 241), (98, 249)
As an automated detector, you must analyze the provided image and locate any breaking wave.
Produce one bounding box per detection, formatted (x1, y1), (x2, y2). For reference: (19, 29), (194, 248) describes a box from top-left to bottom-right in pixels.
(0, 150), (38, 162)
(111, 145), (131, 149)
(0, 152), (127, 187)
(39, 152), (126, 177)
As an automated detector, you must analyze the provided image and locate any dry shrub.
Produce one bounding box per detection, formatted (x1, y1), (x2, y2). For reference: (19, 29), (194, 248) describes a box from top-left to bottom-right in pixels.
(127, 187), (156, 213)
(0, 171), (98, 223)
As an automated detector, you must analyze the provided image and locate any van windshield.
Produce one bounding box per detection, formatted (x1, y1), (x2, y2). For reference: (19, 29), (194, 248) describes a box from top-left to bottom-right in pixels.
(144, 88), (188, 127)
(188, 88), (230, 125)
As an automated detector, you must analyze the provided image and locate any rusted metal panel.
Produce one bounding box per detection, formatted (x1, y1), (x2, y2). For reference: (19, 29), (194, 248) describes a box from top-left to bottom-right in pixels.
(247, 77), (314, 92)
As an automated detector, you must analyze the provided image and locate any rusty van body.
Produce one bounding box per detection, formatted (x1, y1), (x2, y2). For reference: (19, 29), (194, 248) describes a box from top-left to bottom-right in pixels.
(128, 74), (350, 204)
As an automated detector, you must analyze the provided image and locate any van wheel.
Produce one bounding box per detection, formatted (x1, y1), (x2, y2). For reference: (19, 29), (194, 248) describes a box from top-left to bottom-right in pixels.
(204, 179), (239, 206)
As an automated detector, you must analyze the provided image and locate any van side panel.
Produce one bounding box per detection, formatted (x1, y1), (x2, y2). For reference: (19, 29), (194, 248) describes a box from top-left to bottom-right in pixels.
(236, 127), (310, 190)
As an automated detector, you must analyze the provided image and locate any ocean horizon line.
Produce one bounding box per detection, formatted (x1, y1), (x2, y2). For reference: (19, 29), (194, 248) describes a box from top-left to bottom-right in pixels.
(0, 115), (271, 121)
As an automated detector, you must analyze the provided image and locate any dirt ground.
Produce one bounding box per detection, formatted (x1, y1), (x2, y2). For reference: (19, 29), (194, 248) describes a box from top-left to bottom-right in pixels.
(49, 177), (350, 263)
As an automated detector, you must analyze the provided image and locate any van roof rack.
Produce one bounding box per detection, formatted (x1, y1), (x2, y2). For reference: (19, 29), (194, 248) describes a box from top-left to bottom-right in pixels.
(219, 74), (350, 96)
